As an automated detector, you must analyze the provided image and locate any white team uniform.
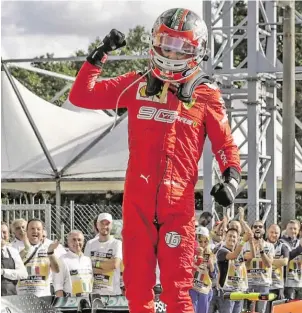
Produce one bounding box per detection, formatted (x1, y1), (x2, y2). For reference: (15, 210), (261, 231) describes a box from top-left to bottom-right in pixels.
(17, 241), (66, 297)
(53, 250), (93, 296)
(84, 236), (122, 295)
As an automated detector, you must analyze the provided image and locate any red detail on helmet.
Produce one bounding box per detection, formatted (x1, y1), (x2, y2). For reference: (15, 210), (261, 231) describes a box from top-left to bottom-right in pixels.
(149, 8), (208, 83)
(177, 9), (190, 31)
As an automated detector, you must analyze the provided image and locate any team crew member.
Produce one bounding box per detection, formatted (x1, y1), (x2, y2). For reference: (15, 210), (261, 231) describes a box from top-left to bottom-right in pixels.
(286, 236), (302, 299)
(243, 221), (274, 313)
(17, 219), (60, 297)
(53, 230), (93, 297)
(84, 213), (122, 295)
(1, 222), (28, 296)
(281, 220), (302, 299)
(190, 227), (216, 313)
(11, 219), (27, 252)
(265, 224), (289, 313)
(266, 225), (289, 298)
(217, 229), (250, 313)
(69, 8), (241, 313)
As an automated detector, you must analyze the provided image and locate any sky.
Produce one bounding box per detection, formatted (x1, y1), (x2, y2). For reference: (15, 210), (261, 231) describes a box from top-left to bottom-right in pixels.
(1, 0), (204, 60)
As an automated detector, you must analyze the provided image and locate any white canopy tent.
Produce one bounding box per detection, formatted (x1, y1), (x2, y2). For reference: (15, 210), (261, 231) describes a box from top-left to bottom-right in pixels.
(2, 68), (302, 196)
(1, 69), (125, 192)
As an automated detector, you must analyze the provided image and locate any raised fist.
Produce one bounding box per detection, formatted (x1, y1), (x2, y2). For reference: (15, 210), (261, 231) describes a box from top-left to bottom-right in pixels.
(102, 29), (126, 52)
(87, 29), (126, 68)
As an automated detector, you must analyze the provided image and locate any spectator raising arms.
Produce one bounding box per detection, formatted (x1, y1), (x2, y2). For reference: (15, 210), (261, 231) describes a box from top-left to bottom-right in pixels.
(243, 221), (274, 313)
(217, 228), (251, 313)
(17, 219), (61, 297)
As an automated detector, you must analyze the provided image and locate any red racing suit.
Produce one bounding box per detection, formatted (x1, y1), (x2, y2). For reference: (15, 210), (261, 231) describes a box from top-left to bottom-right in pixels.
(69, 62), (241, 313)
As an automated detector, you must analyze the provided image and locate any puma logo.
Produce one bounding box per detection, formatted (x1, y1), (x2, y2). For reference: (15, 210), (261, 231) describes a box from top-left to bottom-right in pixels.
(140, 174), (150, 183)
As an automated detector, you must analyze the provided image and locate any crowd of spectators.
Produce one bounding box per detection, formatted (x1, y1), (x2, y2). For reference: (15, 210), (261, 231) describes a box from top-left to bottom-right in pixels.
(193, 210), (302, 313)
(1, 210), (302, 313)
(1, 214), (122, 299)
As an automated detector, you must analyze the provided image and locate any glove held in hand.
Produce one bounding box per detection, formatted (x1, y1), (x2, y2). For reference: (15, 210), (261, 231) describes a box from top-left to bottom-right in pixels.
(87, 29), (126, 68)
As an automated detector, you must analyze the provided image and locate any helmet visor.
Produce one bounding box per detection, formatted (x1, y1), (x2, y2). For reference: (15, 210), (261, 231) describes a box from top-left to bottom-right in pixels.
(153, 33), (197, 56)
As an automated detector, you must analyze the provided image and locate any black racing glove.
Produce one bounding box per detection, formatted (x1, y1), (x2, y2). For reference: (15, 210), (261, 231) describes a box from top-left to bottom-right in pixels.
(210, 167), (241, 207)
(87, 29), (126, 68)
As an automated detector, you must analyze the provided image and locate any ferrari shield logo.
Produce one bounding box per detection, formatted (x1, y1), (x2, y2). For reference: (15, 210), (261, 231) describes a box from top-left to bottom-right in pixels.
(136, 82), (167, 104)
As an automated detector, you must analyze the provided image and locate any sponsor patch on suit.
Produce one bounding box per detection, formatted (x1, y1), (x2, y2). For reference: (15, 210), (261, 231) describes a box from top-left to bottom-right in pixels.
(136, 82), (167, 104)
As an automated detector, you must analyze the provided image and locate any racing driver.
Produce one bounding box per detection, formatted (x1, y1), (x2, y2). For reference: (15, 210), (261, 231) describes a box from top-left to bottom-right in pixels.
(69, 8), (241, 313)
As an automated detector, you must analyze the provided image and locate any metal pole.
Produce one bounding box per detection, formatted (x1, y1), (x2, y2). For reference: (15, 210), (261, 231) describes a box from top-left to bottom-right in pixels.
(281, 0), (296, 227)
(55, 180), (61, 238)
(2, 55), (149, 64)
(60, 223), (65, 246)
(2, 63), (59, 177)
(247, 0), (261, 224)
(202, 0), (215, 218)
(223, 1), (235, 217)
(44, 205), (52, 242)
(203, 138), (215, 214)
(266, 0), (278, 226)
(70, 200), (75, 230)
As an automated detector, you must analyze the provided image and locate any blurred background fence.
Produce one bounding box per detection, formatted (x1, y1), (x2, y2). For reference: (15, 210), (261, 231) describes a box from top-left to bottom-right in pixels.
(1, 202), (300, 245)
(1, 202), (123, 245)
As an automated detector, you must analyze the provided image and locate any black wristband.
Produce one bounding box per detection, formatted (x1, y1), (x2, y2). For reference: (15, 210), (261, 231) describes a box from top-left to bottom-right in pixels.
(86, 45), (108, 69)
(260, 250), (265, 255)
(47, 251), (54, 256)
(223, 167), (241, 184)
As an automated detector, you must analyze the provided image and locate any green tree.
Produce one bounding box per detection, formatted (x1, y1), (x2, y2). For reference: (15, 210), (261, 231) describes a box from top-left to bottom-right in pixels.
(10, 53), (78, 105)
(10, 26), (150, 107)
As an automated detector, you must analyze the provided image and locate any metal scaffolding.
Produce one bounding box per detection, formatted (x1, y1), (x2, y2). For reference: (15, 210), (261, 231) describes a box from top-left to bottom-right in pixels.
(202, 0), (299, 224)
(2, 0), (302, 223)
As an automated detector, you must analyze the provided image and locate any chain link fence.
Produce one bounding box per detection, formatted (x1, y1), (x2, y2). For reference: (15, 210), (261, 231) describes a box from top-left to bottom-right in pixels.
(1, 204), (52, 235)
(50, 202), (123, 244)
(1, 203), (123, 245)
(2, 203), (300, 246)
